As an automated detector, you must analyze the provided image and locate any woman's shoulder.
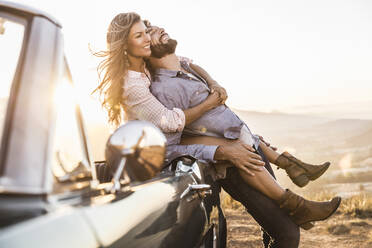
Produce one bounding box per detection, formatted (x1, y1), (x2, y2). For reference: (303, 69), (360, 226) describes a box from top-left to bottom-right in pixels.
(125, 70), (151, 88)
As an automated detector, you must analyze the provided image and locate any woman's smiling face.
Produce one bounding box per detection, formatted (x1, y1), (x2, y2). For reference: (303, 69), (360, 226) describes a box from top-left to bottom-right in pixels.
(127, 21), (151, 57)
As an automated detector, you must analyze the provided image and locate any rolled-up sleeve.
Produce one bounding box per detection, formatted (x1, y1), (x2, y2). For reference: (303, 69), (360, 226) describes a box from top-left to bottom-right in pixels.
(166, 144), (218, 164)
(123, 76), (186, 132)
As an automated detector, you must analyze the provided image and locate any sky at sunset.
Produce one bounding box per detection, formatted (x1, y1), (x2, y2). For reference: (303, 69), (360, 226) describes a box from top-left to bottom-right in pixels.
(9, 0), (372, 118)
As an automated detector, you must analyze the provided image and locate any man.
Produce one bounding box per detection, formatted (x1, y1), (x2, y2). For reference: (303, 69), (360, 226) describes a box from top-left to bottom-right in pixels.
(145, 25), (300, 248)
(144, 23), (340, 248)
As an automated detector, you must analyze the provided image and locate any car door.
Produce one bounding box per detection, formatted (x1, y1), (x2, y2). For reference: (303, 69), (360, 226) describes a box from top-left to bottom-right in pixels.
(82, 168), (209, 248)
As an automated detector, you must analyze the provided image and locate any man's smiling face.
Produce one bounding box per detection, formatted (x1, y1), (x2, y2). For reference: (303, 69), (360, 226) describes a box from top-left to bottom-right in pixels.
(145, 22), (178, 58)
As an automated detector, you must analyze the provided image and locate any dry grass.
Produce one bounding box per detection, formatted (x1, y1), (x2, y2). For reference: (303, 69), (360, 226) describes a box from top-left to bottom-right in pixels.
(368, 230), (372, 243)
(222, 190), (372, 218)
(304, 191), (372, 218)
(221, 190), (245, 210)
(340, 194), (372, 218)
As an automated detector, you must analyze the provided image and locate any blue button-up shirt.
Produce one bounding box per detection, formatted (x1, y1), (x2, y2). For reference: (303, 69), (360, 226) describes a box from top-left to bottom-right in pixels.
(150, 61), (259, 163)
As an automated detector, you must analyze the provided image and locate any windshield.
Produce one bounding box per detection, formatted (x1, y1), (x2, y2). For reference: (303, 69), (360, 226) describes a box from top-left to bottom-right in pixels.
(0, 13), (26, 148)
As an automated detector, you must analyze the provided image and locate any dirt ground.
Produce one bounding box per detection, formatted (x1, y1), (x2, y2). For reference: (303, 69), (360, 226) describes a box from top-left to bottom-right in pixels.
(225, 209), (372, 248)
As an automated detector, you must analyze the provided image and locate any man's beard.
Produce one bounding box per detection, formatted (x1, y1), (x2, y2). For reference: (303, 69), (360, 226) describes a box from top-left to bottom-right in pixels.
(150, 38), (178, 58)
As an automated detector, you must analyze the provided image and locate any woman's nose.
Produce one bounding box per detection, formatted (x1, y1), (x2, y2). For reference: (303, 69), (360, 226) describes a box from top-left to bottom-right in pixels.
(144, 32), (151, 42)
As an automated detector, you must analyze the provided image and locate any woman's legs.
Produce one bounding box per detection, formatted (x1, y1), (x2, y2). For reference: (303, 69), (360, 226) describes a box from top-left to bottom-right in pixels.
(181, 135), (285, 201)
(236, 160), (285, 201)
(239, 125), (329, 187)
(258, 140), (280, 163)
(258, 139), (330, 187)
(181, 135), (341, 230)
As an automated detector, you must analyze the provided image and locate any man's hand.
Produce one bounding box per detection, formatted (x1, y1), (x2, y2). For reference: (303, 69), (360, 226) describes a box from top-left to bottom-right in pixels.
(214, 141), (265, 176)
(210, 83), (228, 104)
(258, 135), (277, 151)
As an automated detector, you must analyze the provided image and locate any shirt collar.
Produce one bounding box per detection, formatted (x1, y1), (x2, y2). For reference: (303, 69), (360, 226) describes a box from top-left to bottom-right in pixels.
(154, 68), (179, 78)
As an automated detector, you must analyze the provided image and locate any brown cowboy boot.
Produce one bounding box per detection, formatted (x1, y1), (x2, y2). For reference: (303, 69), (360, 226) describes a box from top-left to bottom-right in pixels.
(275, 151), (330, 187)
(278, 189), (341, 230)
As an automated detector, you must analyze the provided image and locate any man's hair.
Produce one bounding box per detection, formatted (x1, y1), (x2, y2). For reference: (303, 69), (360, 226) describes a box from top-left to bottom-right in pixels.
(143, 20), (151, 28)
(143, 20), (178, 58)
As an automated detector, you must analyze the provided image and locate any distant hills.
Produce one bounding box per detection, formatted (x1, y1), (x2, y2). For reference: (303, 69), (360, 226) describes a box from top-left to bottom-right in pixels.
(276, 101), (372, 120)
(233, 108), (372, 139)
(346, 127), (372, 147)
(232, 108), (372, 158)
(231, 108), (372, 192)
(232, 108), (332, 135)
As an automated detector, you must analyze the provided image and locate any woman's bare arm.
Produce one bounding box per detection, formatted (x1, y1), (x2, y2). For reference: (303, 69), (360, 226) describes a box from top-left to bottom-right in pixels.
(124, 77), (223, 132)
(184, 92), (221, 125)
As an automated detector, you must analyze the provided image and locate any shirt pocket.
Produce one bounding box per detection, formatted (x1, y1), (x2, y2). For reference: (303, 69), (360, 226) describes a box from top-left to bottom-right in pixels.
(188, 82), (210, 108)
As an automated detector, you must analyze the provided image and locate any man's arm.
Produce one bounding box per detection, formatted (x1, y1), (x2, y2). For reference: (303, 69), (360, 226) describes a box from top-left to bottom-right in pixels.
(214, 142), (265, 176)
(167, 143), (218, 164)
(189, 63), (228, 103)
(167, 141), (265, 176)
(189, 63), (218, 87)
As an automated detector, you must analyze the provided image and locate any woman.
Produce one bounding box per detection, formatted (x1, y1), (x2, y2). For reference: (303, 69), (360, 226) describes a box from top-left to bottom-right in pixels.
(95, 12), (340, 232)
(94, 12), (223, 132)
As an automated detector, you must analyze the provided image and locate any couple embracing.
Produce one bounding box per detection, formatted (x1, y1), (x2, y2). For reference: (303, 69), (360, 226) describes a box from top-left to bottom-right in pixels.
(95, 12), (341, 248)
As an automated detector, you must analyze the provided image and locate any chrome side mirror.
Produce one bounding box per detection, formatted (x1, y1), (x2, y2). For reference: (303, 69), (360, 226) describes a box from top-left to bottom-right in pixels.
(105, 121), (166, 188)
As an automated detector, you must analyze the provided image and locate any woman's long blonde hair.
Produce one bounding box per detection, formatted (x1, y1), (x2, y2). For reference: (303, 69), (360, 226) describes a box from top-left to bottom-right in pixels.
(94, 12), (141, 126)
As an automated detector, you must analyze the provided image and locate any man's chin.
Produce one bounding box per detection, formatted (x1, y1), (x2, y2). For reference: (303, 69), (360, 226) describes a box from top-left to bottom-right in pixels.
(150, 39), (177, 58)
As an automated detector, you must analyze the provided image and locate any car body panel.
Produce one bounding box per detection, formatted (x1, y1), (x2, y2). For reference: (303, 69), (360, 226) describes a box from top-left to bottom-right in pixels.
(0, 171), (209, 248)
(0, 207), (99, 248)
(84, 173), (207, 247)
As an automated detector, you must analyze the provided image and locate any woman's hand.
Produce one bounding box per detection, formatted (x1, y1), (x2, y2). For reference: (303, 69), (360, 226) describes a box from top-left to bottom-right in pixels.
(205, 92), (224, 110)
(183, 91), (223, 125)
(188, 63), (228, 104)
(210, 83), (228, 104)
(258, 135), (278, 151)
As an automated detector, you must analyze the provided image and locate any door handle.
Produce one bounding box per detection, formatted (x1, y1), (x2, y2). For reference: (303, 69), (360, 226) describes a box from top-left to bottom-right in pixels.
(181, 184), (212, 200)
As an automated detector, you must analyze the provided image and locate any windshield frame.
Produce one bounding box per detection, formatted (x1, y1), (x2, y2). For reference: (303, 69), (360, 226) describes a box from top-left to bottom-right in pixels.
(0, 10), (30, 176)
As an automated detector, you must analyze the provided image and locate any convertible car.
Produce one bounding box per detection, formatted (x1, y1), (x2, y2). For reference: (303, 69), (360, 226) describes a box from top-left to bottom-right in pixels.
(0, 1), (225, 247)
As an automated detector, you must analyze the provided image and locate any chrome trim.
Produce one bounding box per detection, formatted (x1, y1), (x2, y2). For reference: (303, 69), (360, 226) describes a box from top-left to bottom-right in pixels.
(0, 0), (62, 27)
(180, 184), (211, 199)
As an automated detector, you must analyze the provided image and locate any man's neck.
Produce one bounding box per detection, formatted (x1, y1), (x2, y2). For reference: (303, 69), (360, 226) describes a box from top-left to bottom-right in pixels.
(149, 53), (181, 71)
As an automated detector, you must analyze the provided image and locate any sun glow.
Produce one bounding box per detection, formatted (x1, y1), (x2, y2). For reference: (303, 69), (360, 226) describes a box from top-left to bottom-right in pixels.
(54, 78), (76, 113)
(338, 153), (353, 176)
(52, 66), (111, 162)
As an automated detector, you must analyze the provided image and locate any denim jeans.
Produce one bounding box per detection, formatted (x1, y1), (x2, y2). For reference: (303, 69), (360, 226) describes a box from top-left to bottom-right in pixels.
(218, 147), (300, 248)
